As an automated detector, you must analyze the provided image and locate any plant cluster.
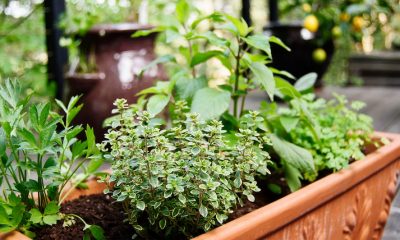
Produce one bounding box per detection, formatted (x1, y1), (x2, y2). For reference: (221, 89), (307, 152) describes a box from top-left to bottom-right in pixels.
(260, 91), (374, 190)
(100, 99), (271, 238)
(0, 81), (104, 239)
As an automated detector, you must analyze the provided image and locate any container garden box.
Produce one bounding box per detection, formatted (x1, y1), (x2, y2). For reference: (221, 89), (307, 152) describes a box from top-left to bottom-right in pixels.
(3, 131), (400, 240)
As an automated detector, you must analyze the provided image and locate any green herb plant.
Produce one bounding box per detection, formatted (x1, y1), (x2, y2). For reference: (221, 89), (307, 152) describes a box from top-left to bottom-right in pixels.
(134, 0), (291, 122)
(100, 99), (271, 238)
(135, 0), (317, 197)
(261, 88), (374, 191)
(0, 81), (104, 239)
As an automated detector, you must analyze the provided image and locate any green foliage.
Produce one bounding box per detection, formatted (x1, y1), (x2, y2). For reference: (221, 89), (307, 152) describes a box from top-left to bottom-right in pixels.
(262, 93), (373, 189)
(135, 2), (290, 121)
(0, 81), (103, 236)
(100, 99), (271, 238)
(0, 2), (50, 98)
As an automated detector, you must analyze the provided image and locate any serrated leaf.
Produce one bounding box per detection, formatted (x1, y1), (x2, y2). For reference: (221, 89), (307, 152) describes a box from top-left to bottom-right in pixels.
(295, 73), (317, 92)
(199, 205), (208, 218)
(136, 201), (146, 211)
(191, 88), (231, 120)
(44, 202), (60, 215)
(29, 208), (42, 224)
(249, 62), (275, 101)
(43, 214), (60, 225)
(147, 94), (170, 116)
(0, 205), (10, 225)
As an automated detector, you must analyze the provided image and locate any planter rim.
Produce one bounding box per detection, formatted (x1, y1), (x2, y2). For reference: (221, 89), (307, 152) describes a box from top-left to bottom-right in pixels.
(193, 131), (400, 240)
(66, 72), (106, 80)
(86, 23), (154, 35)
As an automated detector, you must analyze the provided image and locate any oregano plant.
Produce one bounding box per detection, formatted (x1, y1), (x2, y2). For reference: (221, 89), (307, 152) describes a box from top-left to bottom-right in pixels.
(100, 99), (271, 238)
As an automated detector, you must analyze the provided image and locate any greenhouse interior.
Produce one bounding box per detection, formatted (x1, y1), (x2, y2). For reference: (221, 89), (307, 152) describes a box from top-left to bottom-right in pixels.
(0, 0), (400, 239)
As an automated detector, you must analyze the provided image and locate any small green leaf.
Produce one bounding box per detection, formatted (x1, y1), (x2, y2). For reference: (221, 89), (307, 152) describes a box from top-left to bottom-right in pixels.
(280, 116), (300, 132)
(250, 62), (275, 101)
(294, 73), (317, 92)
(178, 194), (186, 204)
(43, 214), (60, 225)
(190, 50), (224, 67)
(136, 201), (146, 211)
(224, 14), (249, 36)
(247, 194), (255, 202)
(216, 214), (227, 224)
(243, 34), (271, 57)
(89, 225), (105, 240)
(29, 208), (43, 224)
(44, 202), (60, 215)
(159, 219), (167, 230)
(275, 77), (301, 99)
(267, 183), (282, 194)
(269, 36), (291, 51)
(176, 0), (190, 24)
(147, 94), (170, 116)
(0, 205), (10, 225)
(191, 88), (231, 120)
(199, 205), (208, 218)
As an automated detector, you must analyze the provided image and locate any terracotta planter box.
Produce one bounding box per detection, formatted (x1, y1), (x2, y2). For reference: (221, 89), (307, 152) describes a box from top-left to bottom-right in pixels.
(2, 132), (400, 240)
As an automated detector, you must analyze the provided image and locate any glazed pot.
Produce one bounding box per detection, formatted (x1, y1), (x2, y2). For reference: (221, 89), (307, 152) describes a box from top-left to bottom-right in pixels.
(264, 22), (334, 88)
(4, 132), (400, 240)
(66, 23), (164, 140)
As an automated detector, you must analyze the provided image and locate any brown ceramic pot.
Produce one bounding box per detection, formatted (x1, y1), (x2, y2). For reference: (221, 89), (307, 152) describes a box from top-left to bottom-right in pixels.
(66, 23), (164, 140)
(3, 132), (400, 240)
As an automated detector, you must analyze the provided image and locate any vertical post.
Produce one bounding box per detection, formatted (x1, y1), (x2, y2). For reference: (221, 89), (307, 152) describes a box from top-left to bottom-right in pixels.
(241, 0), (252, 26)
(44, 0), (68, 100)
(269, 0), (279, 24)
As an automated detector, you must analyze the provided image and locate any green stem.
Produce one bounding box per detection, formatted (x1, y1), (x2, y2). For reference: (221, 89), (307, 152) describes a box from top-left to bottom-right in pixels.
(233, 38), (242, 118)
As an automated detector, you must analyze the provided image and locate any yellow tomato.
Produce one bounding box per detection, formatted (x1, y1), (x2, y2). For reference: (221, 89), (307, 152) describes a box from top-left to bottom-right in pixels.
(304, 15), (319, 33)
(312, 48), (327, 63)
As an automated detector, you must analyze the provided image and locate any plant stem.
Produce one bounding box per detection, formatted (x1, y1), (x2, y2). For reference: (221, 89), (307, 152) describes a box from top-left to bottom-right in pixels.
(233, 38), (242, 118)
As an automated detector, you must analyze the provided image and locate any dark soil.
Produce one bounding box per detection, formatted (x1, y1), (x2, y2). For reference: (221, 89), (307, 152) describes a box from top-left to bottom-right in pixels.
(35, 194), (134, 240)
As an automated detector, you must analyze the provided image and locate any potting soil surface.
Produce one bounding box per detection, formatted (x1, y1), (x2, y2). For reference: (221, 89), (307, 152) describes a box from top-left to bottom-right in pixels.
(35, 194), (134, 240)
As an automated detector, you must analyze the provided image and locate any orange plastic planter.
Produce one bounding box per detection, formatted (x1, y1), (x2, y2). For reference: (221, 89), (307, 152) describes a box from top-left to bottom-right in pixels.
(2, 132), (400, 240)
